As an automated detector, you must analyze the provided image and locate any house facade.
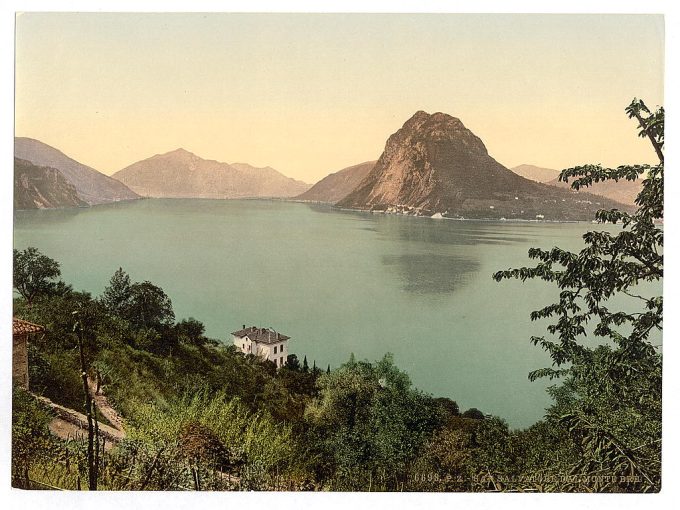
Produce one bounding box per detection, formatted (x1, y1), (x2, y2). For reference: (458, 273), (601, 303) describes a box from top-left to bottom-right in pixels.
(231, 325), (289, 368)
(12, 317), (44, 389)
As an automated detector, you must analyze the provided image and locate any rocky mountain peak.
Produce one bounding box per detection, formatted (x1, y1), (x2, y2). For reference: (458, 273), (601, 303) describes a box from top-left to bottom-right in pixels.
(157, 148), (199, 161)
(14, 137), (139, 205)
(337, 111), (630, 220)
(391, 110), (488, 156)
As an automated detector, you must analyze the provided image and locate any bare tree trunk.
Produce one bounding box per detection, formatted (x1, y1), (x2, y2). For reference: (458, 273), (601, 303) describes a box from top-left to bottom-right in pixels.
(139, 448), (165, 490)
(633, 111), (664, 164)
(94, 404), (100, 488)
(75, 318), (97, 490)
(96, 369), (102, 395)
(191, 465), (201, 491)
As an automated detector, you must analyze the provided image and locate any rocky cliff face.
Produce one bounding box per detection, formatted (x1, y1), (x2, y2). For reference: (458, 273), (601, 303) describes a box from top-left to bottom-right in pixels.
(14, 158), (88, 209)
(15, 137), (139, 205)
(338, 112), (630, 220)
(296, 161), (376, 203)
(113, 149), (310, 199)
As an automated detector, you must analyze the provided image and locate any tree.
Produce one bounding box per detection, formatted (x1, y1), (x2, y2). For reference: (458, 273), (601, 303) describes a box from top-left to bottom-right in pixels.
(286, 354), (301, 371)
(493, 99), (663, 492)
(101, 268), (133, 317)
(13, 247), (61, 306)
(304, 353), (444, 489)
(461, 407), (484, 420)
(127, 281), (175, 330)
(175, 318), (206, 346)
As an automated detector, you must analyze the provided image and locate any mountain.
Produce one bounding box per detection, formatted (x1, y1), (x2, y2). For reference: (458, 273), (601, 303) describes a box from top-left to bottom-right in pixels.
(337, 111), (630, 221)
(546, 174), (642, 207)
(511, 164), (561, 183)
(296, 161), (376, 203)
(14, 157), (88, 209)
(112, 149), (310, 199)
(229, 162), (311, 197)
(14, 137), (139, 205)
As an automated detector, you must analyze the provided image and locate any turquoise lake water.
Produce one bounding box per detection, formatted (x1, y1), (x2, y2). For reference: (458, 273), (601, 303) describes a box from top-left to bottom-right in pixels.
(14, 198), (656, 427)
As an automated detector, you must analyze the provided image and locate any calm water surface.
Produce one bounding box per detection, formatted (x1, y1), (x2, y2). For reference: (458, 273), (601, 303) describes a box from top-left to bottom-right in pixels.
(14, 199), (649, 427)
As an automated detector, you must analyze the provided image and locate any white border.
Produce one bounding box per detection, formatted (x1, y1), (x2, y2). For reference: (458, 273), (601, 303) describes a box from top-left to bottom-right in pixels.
(1, 2), (677, 510)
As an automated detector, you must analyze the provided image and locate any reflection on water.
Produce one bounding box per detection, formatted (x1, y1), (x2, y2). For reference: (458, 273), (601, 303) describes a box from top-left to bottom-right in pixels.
(13, 200), (144, 226)
(14, 206), (85, 226)
(370, 213), (534, 246)
(381, 253), (480, 294)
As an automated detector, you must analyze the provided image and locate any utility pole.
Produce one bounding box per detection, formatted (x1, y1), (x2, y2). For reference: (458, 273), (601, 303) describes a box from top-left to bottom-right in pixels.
(73, 311), (98, 490)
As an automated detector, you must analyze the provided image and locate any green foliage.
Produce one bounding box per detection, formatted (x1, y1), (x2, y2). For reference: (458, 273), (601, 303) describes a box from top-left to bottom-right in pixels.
(126, 390), (293, 489)
(492, 99), (663, 492)
(175, 317), (207, 345)
(304, 353), (445, 489)
(286, 353), (301, 371)
(12, 386), (54, 486)
(100, 268), (176, 349)
(13, 247), (61, 305)
(28, 346), (84, 411)
(461, 408), (484, 420)
(127, 281), (175, 331)
(100, 267), (132, 317)
(433, 397), (460, 419)
(15, 288), (126, 354)
(407, 416), (480, 491)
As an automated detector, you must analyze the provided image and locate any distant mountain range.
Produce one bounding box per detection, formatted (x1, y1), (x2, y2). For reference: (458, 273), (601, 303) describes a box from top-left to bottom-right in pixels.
(14, 157), (88, 209)
(14, 137), (139, 206)
(296, 161), (376, 203)
(544, 173), (642, 207)
(510, 164), (561, 183)
(112, 149), (310, 199)
(510, 163), (642, 207)
(14, 125), (641, 217)
(337, 111), (630, 221)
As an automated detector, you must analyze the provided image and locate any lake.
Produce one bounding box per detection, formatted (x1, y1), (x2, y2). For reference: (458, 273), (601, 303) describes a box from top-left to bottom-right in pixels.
(13, 198), (647, 428)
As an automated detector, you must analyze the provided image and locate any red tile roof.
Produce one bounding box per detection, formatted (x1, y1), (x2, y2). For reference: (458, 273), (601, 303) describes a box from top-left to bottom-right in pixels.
(12, 317), (44, 336)
(231, 326), (289, 344)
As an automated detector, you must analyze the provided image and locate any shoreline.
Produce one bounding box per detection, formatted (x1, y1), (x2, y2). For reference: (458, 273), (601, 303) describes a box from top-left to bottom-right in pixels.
(15, 196), (622, 225)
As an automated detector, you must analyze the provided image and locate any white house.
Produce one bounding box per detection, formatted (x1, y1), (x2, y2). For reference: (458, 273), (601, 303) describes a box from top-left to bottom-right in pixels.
(231, 325), (290, 368)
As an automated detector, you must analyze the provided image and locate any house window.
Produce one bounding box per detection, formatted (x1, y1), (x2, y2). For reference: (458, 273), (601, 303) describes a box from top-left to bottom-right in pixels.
(280, 344), (285, 352)
(280, 356), (284, 365)
(274, 346), (277, 354)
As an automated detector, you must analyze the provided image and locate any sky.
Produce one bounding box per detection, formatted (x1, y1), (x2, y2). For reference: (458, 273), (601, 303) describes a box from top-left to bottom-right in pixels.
(15, 13), (664, 183)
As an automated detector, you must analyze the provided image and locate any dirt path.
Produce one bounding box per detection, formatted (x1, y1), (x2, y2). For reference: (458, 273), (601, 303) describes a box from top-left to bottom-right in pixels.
(37, 394), (124, 444)
(88, 378), (125, 432)
(34, 378), (125, 449)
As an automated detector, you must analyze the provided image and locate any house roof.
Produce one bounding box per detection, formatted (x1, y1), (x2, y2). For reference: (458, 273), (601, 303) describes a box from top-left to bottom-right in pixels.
(231, 326), (290, 344)
(13, 317), (44, 336)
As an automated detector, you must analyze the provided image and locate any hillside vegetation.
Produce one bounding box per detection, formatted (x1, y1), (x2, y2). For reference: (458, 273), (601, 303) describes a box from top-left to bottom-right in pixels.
(13, 243), (659, 491)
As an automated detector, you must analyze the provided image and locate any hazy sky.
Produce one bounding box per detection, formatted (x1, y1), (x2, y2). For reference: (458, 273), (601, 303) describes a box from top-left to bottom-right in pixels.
(15, 13), (664, 182)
